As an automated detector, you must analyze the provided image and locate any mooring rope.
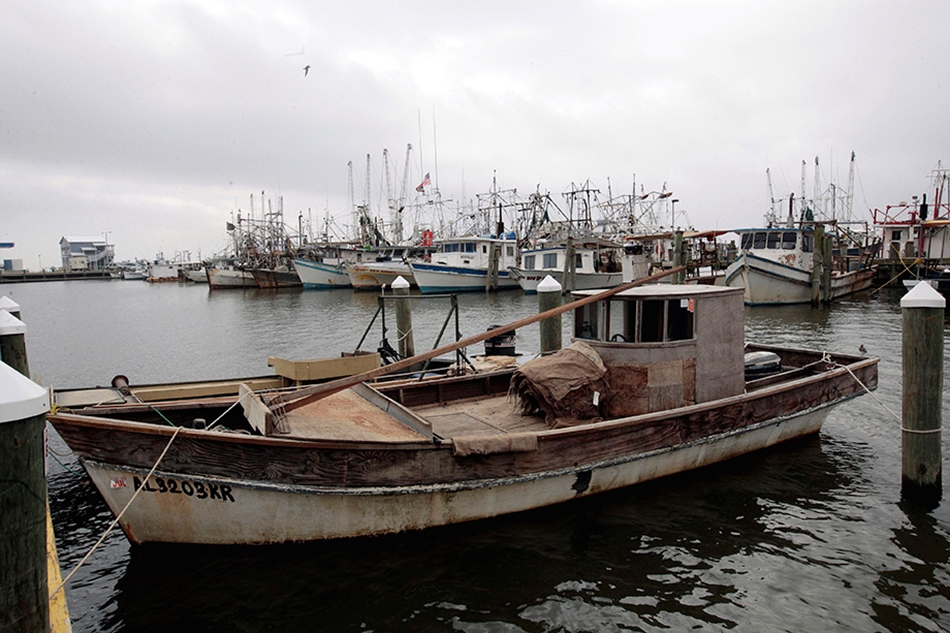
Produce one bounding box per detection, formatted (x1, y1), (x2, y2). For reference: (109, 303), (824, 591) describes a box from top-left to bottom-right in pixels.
(824, 352), (902, 424)
(869, 256), (922, 296)
(49, 425), (183, 600)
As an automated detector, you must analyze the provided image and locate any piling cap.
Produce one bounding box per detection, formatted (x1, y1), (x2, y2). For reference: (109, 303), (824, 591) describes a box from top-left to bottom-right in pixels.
(537, 275), (562, 293)
(901, 280), (946, 309)
(0, 361), (49, 423)
(0, 310), (26, 335)
(0, 296), (19, 312)
(392, 275), (410, 289)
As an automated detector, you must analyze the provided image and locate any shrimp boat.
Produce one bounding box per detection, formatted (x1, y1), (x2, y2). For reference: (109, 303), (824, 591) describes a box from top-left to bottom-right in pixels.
(47, 273), (878, 545)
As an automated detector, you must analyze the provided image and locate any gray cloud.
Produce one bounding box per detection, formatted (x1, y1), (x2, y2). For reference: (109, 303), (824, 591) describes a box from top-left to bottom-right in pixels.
(2, 0), (948, 267)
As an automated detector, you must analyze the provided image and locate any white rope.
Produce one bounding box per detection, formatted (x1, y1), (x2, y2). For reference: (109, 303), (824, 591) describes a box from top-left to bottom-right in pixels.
(206, 389), (252, 430)
(50, 425), (183, 599)
(828, 352), (902, 423)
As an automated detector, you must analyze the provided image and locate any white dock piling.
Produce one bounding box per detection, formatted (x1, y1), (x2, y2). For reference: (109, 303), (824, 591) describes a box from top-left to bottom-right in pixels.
(538, 275), (562, 355)
(393, 276), (414, 360)
(0, 361), (51, 632)
(901, 281), (945, 503)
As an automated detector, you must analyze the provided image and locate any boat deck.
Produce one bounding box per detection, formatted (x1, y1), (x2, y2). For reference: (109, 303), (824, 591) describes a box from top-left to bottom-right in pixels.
(280, 390), (547, 442)
(419, 397), (548, 437)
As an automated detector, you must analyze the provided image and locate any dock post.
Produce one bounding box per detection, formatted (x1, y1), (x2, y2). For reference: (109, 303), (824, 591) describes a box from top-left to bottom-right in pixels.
(393, 276), (415, 360)
(811, 225), (825, 305)
(673, 231), (685, 284)
(0, 310), (29, 377)
(538, 275), (562, 355)
(0, 296), (21, 319)
(0, 358), (51, 632)
(821, 230), (833, 304)
(901, 281), (945, 504)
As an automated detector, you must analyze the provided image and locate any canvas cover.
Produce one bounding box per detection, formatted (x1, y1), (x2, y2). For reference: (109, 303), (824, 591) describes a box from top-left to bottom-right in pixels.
(510, 341), (608, 427)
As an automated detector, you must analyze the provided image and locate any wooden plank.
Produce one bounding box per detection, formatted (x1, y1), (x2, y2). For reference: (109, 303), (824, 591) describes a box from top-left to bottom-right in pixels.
(131, 377), (285, 401)
(272, 267), (686, 411)
(268, 354), (380, 382)
(239, 383), (273, 435)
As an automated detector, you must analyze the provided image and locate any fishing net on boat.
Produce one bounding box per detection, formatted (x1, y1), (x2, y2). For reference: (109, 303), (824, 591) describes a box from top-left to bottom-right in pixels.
(510, 341), (608, 427)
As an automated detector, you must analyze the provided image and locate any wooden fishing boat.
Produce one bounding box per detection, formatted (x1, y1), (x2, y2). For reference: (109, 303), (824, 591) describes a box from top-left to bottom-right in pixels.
(47, 277), (878, 545)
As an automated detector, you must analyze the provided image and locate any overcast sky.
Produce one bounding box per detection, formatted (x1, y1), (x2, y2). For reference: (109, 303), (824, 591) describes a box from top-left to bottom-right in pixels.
(2, 0), (948, 269)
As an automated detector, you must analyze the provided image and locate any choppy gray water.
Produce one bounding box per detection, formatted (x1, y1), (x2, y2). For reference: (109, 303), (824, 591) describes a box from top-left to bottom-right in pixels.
(5, 280), (950, 632)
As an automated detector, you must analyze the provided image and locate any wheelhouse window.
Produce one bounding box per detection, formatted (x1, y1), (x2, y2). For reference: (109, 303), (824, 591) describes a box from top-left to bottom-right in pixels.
(802, 234), (814, 253)
(523, 254), (536, 270)
(542, 253), (558, 268)
(767, 232), (781, 249)
(741, 233), (754, 250)
(782, 232), (797, 249)
(574, 296), (696, 344)
(464, 242), (476, 253)
(753, 232), (767, 249)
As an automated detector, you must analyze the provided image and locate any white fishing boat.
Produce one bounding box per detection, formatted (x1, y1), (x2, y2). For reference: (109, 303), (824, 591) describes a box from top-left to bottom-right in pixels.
(47, 277), (878, 545)
(121, 267), (147, 280)
(184, 267), (208, 283)
(508, 238), (624, 293)
(294, 257), (351, 289)
(724, 226), (876, 305)
(206, 261), (255, 289)
(408, 235), (520, 293)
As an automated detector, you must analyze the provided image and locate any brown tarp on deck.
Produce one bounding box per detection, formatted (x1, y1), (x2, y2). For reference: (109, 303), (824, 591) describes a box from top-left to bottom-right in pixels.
(510, 341), (608, 427)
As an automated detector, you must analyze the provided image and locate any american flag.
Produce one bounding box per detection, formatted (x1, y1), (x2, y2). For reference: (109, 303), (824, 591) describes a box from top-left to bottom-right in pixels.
(416, 172), (431, 192)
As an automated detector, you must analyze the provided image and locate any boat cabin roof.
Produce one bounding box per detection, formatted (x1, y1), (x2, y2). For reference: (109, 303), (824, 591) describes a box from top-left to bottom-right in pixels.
(572, 284), (741, 300)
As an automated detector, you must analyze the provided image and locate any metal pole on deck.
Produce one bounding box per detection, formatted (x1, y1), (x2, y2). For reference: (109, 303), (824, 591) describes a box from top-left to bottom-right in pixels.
(393, 276), (414, 359)
(901, 281), (945, 504)
(538, 275), (562, 355)
(0, 344), (51, 632)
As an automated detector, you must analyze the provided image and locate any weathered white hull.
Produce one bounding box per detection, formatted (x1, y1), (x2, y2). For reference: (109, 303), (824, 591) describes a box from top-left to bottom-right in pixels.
(207, 267), (255, 289)
(509, 269), (624, 293)
(409, 262), (519, 294)
(724, 253), (875, 305)
(346, 262), (414, 290)
(82, 406), (829, 544)
(184, 269), (208, 283)
(294, 258), (351, 289)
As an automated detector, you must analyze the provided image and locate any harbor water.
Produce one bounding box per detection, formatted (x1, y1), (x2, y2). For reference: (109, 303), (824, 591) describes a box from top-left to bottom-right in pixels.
(5, 279), (950, 632)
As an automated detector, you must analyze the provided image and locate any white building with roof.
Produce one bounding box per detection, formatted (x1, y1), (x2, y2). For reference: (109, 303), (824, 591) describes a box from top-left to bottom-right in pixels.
(60, 236), (115, 271)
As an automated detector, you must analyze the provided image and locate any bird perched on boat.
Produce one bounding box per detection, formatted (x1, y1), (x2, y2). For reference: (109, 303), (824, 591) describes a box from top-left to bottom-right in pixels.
(303, 65), (311, 77)
(859, 344), (867, 354)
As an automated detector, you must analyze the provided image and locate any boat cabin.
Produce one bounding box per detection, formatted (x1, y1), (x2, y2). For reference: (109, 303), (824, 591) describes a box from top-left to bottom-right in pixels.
(430, 235), (518, 269)
(571, 284), (745, 417)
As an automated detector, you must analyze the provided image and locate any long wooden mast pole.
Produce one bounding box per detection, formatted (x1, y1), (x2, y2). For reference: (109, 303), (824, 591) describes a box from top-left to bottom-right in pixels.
(272, 267), (685, 411)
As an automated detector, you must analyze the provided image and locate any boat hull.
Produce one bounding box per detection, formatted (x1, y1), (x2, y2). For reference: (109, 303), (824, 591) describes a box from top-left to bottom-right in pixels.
(294, 258), (351, 289)
(724, 253), (876, 305)
(80, 404), (830, 544)
(346, 262), (415, 290)
(251, 268), (302, 289)
(509, 269), (624, 293)
(207, 267), (255, 289)
(409, 262), (519, 294)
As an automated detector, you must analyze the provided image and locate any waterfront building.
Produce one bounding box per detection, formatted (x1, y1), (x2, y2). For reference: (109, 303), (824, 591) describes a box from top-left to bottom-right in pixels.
(59, 236), (115, 272)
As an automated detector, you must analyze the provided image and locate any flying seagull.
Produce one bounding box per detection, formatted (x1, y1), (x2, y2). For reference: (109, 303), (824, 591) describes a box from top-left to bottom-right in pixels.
(303, 65), (311, 77)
